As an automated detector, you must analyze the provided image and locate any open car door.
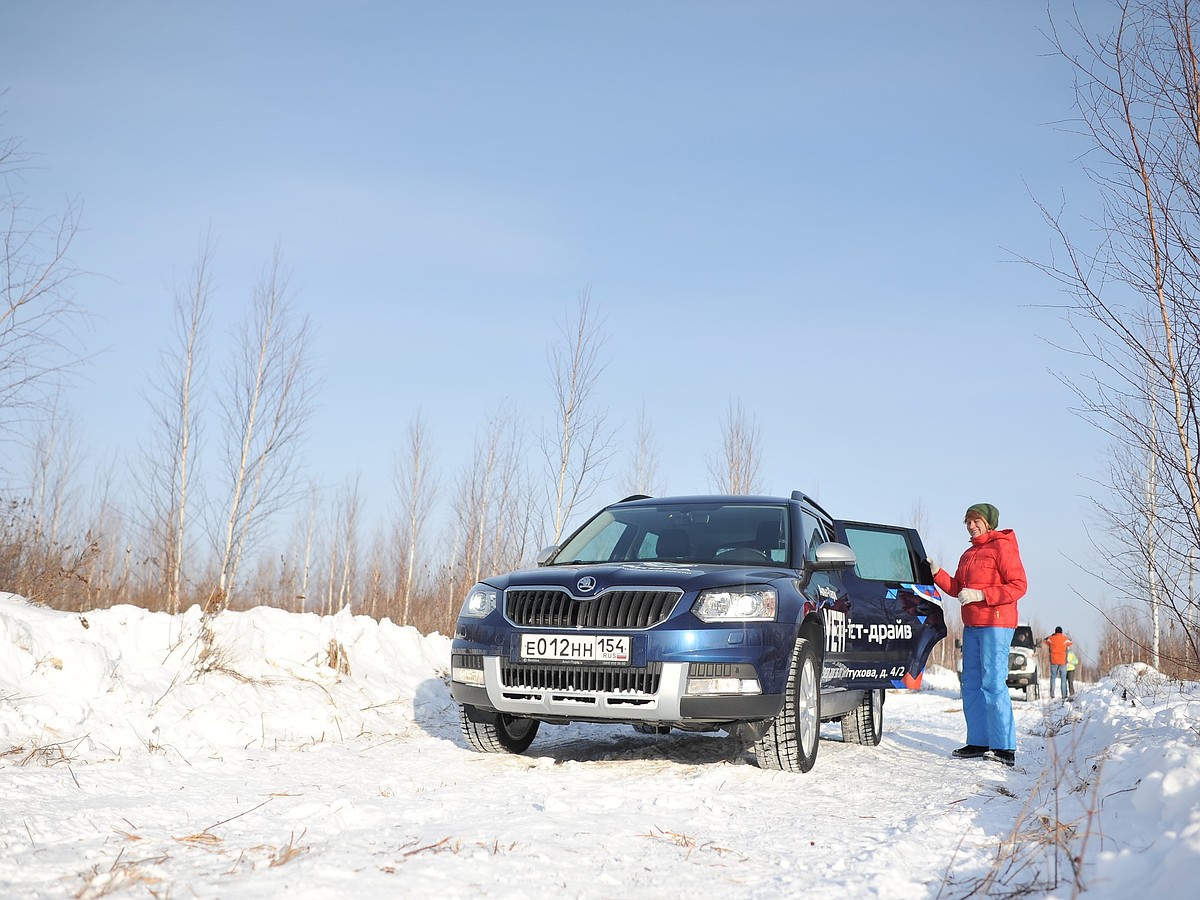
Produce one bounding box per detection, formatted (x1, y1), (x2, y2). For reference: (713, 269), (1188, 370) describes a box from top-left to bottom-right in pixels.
(828, 519), (947, 690)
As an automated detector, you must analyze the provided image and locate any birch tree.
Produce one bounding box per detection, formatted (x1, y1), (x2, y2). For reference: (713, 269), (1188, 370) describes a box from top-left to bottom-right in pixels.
(541, 289), (614, 542)
(707, 399), (763, 495)
(279, 481), (320, 613)
(622, 403), (665, 497)
(1041, 0), (1200, 673)
(446, 407), (533, 627)
(27, 398), (81, 553)
(141, 238), (212, 613)
(212, 248), (313, 610)
(321, 475), (361, 615)
(392, 412), (437, 627)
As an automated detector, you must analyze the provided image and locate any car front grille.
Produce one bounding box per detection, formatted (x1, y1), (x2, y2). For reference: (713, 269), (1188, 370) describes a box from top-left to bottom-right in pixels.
(500, 661), (663, 695)
(505, 588), (681, 629)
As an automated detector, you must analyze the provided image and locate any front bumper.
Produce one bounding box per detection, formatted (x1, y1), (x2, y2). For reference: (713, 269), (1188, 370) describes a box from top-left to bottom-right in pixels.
(450, 656), (783, 725)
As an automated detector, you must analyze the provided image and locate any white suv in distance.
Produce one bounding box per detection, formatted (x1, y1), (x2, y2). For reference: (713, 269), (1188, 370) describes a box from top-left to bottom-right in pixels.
(1006, 624), (1039, 701)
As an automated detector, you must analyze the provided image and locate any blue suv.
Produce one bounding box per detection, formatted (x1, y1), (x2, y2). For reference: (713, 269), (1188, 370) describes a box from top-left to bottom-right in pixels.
(450, 492), (946, 773)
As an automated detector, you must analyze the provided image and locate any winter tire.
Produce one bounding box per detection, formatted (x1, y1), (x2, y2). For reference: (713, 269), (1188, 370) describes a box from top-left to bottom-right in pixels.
(753, 637), (820, 773)
(840, 687), (885, 745)
(459, 705), (540, 754)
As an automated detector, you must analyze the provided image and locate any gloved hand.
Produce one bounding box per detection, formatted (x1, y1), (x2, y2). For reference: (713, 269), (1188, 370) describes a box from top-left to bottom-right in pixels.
(926, 556), (940, 576)
(959, 588), (985, 605)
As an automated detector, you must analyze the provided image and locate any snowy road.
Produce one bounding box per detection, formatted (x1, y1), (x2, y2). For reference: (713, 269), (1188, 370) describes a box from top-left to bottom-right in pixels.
(6, 689), (1032, 900)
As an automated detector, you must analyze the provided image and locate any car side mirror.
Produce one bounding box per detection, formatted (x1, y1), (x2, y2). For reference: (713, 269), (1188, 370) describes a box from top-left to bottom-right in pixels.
(809, 541), (857, 571)
(536, 545), (559, 566)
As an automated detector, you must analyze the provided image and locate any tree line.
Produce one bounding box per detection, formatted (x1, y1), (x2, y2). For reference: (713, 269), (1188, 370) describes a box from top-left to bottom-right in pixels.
(0, 160), (769, 634)
(5, 1), (1200, 679)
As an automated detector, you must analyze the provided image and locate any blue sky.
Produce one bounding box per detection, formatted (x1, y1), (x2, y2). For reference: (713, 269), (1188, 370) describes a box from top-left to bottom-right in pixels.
(3, 3), (1122, 652)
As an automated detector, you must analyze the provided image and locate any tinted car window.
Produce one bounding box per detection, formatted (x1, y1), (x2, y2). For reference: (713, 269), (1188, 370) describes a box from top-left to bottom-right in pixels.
(1011, 626), (1036, 649)
(798, 508), (831, 563)
(841, 525), (916, 582)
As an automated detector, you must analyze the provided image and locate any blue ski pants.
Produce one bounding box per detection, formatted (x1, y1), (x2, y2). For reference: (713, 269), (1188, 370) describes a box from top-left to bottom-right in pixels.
(960, 625), (1016, 751)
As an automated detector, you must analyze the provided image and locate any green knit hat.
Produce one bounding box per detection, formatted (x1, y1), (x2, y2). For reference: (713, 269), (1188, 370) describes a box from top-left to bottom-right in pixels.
(965, 503), (999, 530)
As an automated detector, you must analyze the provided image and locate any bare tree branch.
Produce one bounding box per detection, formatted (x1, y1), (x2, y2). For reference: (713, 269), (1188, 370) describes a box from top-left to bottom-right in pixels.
(1035, 0), (1200, 674)
(392, 412), (438, 627)
(0, 129), (87, 460)
(541, 288), (614, 542)
(213, 247), (314, 609)
(139, 234), (213, 614)
(707, 399), (763, 495)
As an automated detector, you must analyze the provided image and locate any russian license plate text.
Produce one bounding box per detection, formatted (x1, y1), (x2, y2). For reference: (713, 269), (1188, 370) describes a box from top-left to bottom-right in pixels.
(520, 634), (630, 663)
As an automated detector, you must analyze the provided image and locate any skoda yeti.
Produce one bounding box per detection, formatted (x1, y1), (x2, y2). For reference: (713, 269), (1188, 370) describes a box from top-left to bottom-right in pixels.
(450, 492), (947, 773)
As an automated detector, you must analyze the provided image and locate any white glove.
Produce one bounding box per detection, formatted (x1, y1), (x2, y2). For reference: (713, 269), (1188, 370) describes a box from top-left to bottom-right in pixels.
(959, 588), (985, 605)
(926, 557), (940, 576)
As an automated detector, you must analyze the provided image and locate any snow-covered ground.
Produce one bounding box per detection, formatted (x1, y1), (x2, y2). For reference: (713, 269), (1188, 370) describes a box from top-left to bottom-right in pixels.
(1, 593), (1197, 899)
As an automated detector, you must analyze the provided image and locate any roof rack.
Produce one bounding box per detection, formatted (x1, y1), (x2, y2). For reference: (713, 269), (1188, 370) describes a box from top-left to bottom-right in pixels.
(790, 490), (833, 519)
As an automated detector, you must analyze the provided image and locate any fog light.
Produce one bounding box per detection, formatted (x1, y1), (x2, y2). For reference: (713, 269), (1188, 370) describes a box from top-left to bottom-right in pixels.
(452, 665), (486, 686)
(685, 662), (761, 695)
(451, 653), (485, 686)
(686, 677), (761, 696)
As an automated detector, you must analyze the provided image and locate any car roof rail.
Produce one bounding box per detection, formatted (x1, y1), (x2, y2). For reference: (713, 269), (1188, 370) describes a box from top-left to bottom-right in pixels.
(790, 490), (833, 519)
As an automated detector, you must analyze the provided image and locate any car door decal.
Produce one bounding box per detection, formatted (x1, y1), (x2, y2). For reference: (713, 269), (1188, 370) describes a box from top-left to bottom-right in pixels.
(829, 521), (948, 690)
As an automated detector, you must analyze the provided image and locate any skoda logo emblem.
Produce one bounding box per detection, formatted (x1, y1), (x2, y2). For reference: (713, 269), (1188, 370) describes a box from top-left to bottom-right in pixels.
(576, 576), (597, 593)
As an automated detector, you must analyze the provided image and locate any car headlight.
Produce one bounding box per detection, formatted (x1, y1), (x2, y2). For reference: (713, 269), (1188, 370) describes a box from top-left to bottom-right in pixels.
(459, 585), (498, 618)
(693, 585), (777, 622)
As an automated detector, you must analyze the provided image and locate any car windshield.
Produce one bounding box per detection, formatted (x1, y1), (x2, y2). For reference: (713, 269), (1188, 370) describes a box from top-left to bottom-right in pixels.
(1011, 627), (1036, 649)
(552, 502), (790, 566)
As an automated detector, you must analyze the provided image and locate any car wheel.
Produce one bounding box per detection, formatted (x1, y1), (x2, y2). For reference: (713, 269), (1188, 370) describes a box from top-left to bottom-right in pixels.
(753, 637), (820, 773)
(459, 705), (540, 754)
(840, 688), (885, 745)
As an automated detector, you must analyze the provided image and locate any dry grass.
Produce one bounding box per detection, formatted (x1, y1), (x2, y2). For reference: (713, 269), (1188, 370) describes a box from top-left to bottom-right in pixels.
(20, 736), (86, 788)
(936, 708), (1101, 899)
(265, 830), (309, 867)
(74, 848), (168, 900)
(326, 638), (350, 675)
(377, 835), (524, 872)
(638, 826), (746, 862)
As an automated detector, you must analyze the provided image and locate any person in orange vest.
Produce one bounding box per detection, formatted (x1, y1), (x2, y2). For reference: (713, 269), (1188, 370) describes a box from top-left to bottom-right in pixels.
(1043, 626), (1073, 700)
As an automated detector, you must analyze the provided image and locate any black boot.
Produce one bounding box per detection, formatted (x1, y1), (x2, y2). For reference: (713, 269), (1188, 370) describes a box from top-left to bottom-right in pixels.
(952, 744), (988, 758)
(991, 749), (1016, 766)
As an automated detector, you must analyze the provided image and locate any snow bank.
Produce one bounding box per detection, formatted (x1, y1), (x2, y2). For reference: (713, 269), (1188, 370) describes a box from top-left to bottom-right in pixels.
(0, 593), (454, 760)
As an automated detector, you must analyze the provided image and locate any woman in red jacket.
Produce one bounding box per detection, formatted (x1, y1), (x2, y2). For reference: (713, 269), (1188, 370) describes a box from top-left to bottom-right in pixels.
(931, 503), (1028, 767)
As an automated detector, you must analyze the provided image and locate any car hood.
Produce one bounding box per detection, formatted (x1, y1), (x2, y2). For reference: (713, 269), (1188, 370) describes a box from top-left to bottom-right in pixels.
(481, 561), (796, 595)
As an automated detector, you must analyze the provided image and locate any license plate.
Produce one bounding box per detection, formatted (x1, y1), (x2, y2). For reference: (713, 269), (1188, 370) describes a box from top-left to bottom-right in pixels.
(520, 634), (630, 664)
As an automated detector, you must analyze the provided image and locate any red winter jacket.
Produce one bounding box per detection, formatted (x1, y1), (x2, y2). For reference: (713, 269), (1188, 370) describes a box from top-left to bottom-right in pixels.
(933, 528), (1028, 628)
